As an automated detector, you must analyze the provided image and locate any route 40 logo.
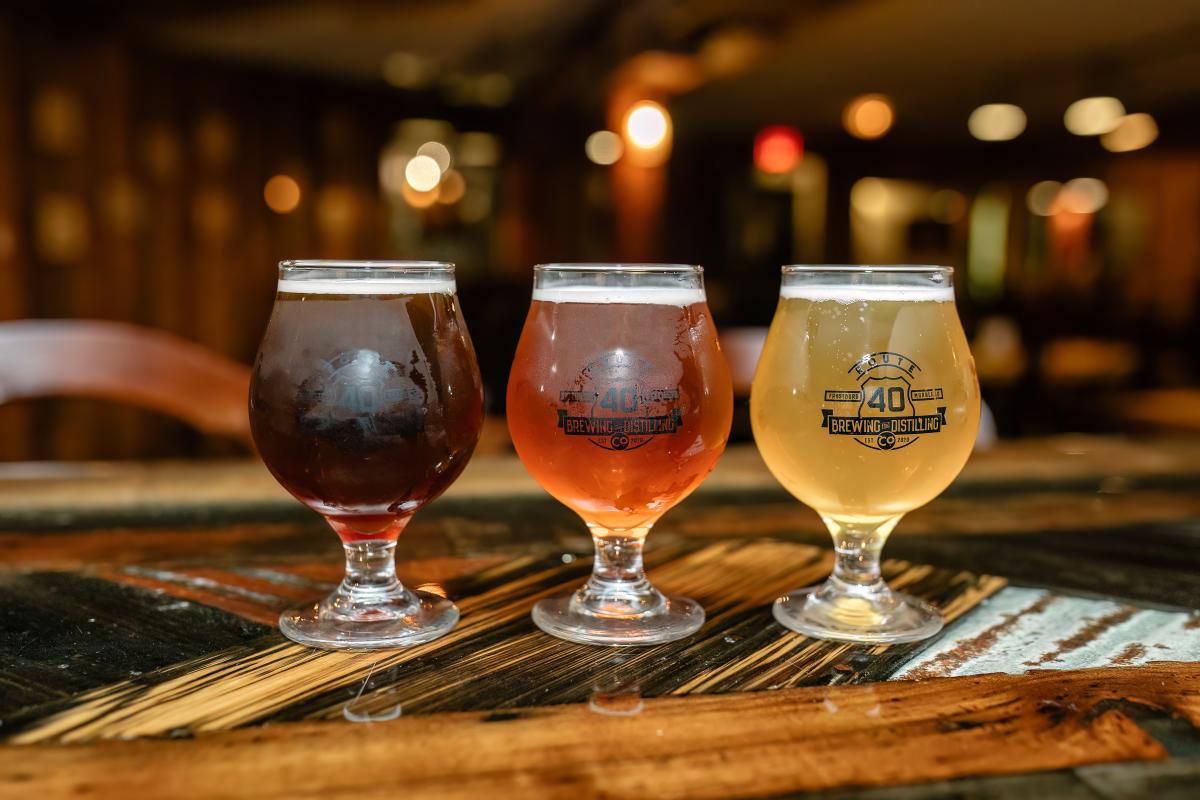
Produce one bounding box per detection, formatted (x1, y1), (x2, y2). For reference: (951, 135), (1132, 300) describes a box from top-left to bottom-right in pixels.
(556, 352), (683, 451)
(820, 351), (947, 451)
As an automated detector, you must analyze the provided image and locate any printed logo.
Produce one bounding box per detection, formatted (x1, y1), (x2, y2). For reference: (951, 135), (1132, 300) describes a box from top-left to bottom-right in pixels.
(298, 349), (426, 438)
(556, 352), (683, 451)
(820, 351), (946, 451)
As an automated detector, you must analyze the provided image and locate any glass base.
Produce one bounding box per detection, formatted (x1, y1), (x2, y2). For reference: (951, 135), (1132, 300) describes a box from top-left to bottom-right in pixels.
(279, 588), (458, 651)
(773, 581), (943, 644)
(532, 591), (704, 646)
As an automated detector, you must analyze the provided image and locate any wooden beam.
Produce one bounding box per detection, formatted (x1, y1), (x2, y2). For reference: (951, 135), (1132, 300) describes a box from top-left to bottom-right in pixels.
(0, 663), (1194, 799)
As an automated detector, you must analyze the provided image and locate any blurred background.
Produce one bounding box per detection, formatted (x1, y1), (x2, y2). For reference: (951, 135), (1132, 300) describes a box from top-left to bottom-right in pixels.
(0, 0), (1197, 461)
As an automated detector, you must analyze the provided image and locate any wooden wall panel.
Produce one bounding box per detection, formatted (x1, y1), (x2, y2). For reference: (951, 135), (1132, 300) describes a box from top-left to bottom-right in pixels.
(0, 20), (33, 460)
(0, 28), (407, 460)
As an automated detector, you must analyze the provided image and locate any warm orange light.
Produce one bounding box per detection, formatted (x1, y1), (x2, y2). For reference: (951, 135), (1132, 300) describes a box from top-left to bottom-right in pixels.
(754, 126), (803, 174)
(263, 174), (301, 214)
(401, 181), (439, 209)
(624, 101), (670, 150)
(437, 170), (466, 204)
(1101, 113), (1158, 152)
(843, 94), (894, 140)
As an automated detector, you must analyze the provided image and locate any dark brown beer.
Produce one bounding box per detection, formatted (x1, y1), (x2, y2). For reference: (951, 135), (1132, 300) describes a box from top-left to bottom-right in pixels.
(250, 280), (483, 542)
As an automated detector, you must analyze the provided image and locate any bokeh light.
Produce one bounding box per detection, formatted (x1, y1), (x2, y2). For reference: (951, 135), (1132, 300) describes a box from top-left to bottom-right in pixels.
(1101, 113), (1158, 152)
(142, 123), (182, 182)
(402, 182), (440, 209)
(31, 86), (84, 156)
(1059, 178), (1109, 214)
(263, 175), (302, 214)
(35, 192), (90, 263)
(928, 189), (968, 224)
(967, 104), (1026, 141)
(405, 154), (442, 192)
(585, 130), (624, 165)
(851, 177), (890, 215)
(843, 94), (894, 140)
(437, 169), (466, 204)
(191, 188), (237, 242)
(1064, 96), (1125, 136)
(754, 126), (803, 174)
(416, 141), (452, 173)
(625, 101), (670, 150)
(196, 112), (237, 167)
(102, 175), (145, 235)
(1026, 181), (1063, 216)
(381, 51), (431, 89)
(379, 150), (407, 195)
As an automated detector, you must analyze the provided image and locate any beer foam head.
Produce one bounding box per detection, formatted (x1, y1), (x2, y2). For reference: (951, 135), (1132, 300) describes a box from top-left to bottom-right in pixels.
(277, 277), (456, 295)
(780, 284), (954, 302)
(532, 285), (706, 306)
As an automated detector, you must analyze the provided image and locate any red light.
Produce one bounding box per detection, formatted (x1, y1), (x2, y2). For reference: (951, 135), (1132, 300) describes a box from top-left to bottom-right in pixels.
(754, 126), (803, 174)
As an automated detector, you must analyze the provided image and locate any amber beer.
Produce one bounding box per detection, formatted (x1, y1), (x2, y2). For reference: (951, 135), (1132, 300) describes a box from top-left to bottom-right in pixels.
(507, 287), (733, 531)
(752, 283), (979, 521)
(507, 264), (732, 646)
(751, 266), (980, 645)
(251, 268), (483, 539)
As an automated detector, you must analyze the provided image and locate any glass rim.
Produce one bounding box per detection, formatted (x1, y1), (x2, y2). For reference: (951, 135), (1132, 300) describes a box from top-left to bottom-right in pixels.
(782, 264), (952, 276)
(280, 260), (454, 271)
(535, 262), (703, 275)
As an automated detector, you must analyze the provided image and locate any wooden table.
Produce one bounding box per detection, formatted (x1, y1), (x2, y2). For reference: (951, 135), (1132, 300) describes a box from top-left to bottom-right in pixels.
(1, 437), (1198, 799)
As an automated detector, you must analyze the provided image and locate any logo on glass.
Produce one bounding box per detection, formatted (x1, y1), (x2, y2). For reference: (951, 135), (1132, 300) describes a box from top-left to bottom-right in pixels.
(556, 352), (683, 451)
(297, 349), (426, 439)
(819, 351), (946, 451)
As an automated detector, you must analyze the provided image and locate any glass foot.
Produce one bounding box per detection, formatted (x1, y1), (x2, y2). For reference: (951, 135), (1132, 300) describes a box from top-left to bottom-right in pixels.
(532, 591), (704, 646)
(773, 581), (942, 644)
(280, 588), (458, 650)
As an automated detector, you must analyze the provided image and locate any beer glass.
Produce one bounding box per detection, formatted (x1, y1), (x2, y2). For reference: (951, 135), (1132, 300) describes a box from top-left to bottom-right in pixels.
(507, 264), (733, 645)
(751, 266), (980, 643)
(250, 260), (483, 649)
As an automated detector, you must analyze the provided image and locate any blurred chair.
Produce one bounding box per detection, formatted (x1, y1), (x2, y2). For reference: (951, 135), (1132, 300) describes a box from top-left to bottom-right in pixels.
(0, 320), (252, 446)
(720, 327), (769, 397)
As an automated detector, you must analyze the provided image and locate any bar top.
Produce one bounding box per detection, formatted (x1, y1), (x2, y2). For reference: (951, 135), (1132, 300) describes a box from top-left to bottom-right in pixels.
(0, 436), (1198, 799)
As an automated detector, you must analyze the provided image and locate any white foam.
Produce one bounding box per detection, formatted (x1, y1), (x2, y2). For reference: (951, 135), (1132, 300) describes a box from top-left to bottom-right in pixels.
(532, 285), (705, 306)
(781, 284), (954, 302)
(277, 278), (455, 295)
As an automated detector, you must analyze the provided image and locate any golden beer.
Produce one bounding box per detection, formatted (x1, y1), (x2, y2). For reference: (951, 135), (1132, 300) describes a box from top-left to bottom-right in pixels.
(751, 266), (980, 643)
(752, 285), (979, 521)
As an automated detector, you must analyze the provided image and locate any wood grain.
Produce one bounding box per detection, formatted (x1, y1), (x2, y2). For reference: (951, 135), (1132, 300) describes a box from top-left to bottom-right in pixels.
(1, 541), (1003, 743)
(0, 664), (1195, 800)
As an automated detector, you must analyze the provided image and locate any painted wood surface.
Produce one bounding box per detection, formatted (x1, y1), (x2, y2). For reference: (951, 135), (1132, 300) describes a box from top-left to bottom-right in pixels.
(896, 588), (1200, 680)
